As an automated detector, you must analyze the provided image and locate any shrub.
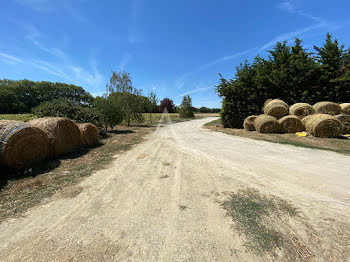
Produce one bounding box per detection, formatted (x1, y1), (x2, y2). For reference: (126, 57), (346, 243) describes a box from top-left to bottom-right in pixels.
(33, 99), (105, 132)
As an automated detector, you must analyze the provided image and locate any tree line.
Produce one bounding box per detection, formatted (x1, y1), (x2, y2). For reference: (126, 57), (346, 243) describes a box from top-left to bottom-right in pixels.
(1, 71), (219, 132)
(0, 79), (93, 114)
(216, 33), (350, 128)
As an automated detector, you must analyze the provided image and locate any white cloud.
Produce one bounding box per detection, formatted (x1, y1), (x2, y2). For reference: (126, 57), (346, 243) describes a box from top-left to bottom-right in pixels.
(24, 24), (68, 60)
(176, 48), (256, 89)
(176, 86), (212, 97)
(257, 23), (324, 53)
(0, 53), (24, 64)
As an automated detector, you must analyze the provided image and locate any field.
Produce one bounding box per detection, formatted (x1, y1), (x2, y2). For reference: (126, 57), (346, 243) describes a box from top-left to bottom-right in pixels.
(0, 114), (37, 122)
(0, 113), (220, 125)
(204, 118), (350, 155)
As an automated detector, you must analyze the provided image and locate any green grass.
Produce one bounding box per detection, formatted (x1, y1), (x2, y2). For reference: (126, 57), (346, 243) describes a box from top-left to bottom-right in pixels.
(221, 188), (298, 256)
(0, 113), (37, 122)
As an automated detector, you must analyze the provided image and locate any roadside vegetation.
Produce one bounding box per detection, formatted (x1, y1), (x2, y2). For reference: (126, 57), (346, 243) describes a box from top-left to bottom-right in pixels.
(205, 119), (350, 154)
(216, 34), (350, 128)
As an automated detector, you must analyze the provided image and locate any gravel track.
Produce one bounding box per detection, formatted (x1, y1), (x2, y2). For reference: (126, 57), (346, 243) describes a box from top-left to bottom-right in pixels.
(0, 117), (349, 261)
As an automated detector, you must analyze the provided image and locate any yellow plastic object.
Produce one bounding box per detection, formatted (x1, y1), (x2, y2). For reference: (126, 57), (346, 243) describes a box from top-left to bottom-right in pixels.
(295, 131), (307, 137)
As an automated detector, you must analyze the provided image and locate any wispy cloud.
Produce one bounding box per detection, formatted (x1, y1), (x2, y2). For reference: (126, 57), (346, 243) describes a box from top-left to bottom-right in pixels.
(257, 23), (324, 53)
(176, 48), (256, 89)
(176, 86), (212, 97)
(0, 49), (105, 92)
(23, 24), (68, 60)
(257, 0), (343, 53)
(278, 0), (325, 23)
(0, 53), (24, 64)
(13, 0), (88, 22)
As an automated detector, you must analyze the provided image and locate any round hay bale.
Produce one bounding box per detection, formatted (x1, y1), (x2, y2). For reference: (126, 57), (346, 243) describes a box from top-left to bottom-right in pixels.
(301, 114), (314, 127)
(243, 115), (257, 131)
(263, 99), (289, 119)
(0, 121), (50, 169)
(254, 114), (281, 133)
(313, 101), (341, 115)
(340, 103), (350, 115)
(29, 117), (81, 157)
(278, 115), (305, 133)
(335, 114), (350, 134)
(289, 103), (315, 119)
(77, 123), (99, 146)
(304, 114), (343, 138)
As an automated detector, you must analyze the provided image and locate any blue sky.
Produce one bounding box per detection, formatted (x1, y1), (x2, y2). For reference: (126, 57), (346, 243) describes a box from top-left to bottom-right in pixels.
(1, 0), (350, 108)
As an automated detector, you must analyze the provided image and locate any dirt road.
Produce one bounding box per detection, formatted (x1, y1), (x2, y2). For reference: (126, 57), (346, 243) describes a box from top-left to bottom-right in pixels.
(1, 117), (349, 261)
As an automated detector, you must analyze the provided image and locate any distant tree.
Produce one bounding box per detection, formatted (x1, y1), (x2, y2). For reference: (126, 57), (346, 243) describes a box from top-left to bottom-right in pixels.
(159, 98), (176, 113)
(106, 71), (144, 126)
(199, 106), (210, 113)
(93, 96), (123, 130)
(147, 89), (158, 123)
(179, 95), (194, 118)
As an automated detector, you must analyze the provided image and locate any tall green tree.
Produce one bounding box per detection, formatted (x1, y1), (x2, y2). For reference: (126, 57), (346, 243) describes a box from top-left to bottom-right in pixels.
(179, 95), (194, 118)
(314, 33), (347, 100)
(106, 71), (144, 126)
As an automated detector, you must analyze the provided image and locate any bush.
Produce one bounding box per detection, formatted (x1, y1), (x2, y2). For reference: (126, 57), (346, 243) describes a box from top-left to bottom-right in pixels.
(93, 96), (124, 129)
(33, 99), (105, 133)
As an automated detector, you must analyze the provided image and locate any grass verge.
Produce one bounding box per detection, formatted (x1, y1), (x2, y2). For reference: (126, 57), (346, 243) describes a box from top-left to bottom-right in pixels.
(204, 119), (350, 155)
(0, 113), (37, 122)
(0, 124), (154, 223)
(221, 188), (313, 259)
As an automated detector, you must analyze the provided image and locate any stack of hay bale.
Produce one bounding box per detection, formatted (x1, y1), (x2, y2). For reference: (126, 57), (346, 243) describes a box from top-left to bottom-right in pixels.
(0, 117), (100, 170)
(243, 99), (350, 138)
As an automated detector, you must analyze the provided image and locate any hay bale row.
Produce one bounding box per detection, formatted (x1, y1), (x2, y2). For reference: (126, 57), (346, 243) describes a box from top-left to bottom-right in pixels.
(289, 103), (315, 119)
(263, 99), (289, 119)
(340, 103), (350, 115)
(313, 101), (341, 115)
(77, 123), (100, 146)
(278, 115), (304, 133)
(335, 114), (350, 134)
(243, 99), (349, 137)
(243, 115), (257, 131)
(254, 114), (280, 133)
(0, 120), (50, 169)
(29, 117), (81, 158)
(303, 114), (343, 138)
(1, 117), (100, 170)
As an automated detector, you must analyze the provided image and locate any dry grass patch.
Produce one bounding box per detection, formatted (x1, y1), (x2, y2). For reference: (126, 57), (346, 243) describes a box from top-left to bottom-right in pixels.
(0, 124), (154, 223)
